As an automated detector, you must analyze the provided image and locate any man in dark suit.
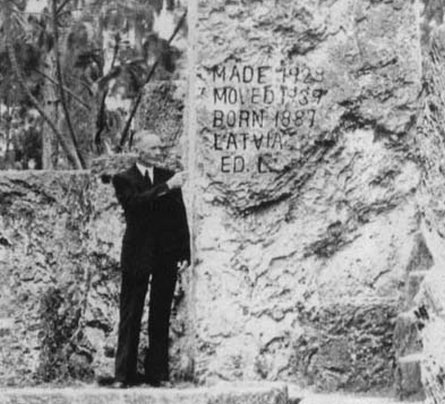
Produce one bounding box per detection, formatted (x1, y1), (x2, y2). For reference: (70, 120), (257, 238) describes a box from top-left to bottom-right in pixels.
(111, 130), (190, 388)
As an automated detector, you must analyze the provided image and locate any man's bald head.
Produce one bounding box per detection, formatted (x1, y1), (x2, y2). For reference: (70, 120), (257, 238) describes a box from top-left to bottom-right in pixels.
(132, 130), (163, 167)
(133, 130), (161, 148)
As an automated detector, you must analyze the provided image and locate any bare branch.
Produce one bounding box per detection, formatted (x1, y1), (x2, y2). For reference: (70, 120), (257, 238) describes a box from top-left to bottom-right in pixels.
(6, 33), (82, 168)
(51, 0), (86, 168)
(94, 33), (120, 153)
(33, 68), (90, 109)
(56, 0), (72, 15)
(118, 10), (187, 149)
(63, 72), (94, 95)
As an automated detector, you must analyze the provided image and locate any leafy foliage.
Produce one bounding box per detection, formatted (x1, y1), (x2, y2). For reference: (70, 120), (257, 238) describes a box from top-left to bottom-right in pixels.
(0, 0), (186, 169)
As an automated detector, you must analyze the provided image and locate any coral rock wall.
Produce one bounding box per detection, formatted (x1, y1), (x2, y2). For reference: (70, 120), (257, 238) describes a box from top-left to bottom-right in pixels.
(0, 82), (189, 386)
(0, 0), (430, 394)
(191, 0), (423, 391)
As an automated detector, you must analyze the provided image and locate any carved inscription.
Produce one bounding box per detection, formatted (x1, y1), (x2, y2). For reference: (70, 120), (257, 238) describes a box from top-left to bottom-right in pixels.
(205, 63), (327, 173)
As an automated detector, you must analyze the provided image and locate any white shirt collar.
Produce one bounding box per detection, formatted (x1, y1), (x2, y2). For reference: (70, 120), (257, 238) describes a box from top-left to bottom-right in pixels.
(136, 162), (154, 182)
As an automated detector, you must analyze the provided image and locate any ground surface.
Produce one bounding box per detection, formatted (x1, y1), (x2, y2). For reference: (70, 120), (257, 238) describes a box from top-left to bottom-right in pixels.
(298, 394), (422, 404)
(0, 382), (287, 404)
(288, 384), (423, 404)
(0, 383), (425, 404)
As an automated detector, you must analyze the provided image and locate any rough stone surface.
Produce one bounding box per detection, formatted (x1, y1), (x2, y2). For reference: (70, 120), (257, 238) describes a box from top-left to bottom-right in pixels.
(0, 170), (191, 386)
(196, 0), (421, 211)
(0, 383), (288, 404)
(414, 270), (445, 403)
(404, 272), (428, 310)
(0, 81), (191, 386)
(297, 391), (424, 404)
(135, 81), (187, 172)
(0, 171), (97, 385)
(0, 0), (436, 396)
(395, 357), (425, 401)
(192, 0), (422, 392)
(411, 2), (445, 402)
(394, 312), (422, 359)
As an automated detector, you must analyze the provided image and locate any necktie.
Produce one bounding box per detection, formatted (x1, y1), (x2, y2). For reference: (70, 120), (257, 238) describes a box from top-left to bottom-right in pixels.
(144, 170), (152, 187)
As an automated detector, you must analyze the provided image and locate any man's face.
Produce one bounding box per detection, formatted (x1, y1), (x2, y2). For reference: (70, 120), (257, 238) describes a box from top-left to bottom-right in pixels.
(133, 133), (163, 167)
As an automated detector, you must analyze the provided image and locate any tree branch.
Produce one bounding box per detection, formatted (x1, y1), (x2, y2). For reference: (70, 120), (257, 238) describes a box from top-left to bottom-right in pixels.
(118, 10), (187, 149)
(94, 33), (120, 153)
(64, 71), (94, 96)
(51, 0), (86, 168)
(6, 36), (81, 168)
(56, 0), (72, 15)
(33, 68), (90, 109)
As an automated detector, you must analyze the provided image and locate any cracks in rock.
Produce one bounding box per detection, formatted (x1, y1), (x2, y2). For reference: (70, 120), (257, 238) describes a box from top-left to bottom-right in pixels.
(260, 336), (288, 353)
(369, 167), (400, 187)
(303, 220), (354, 259)
(0, 235), (12, 247)
(283, 138), (342, 223)
(355, 56), (399, 78)
(268, 250), (300, 268)
(336, 100), (377, 132)
(324, 365), (348, 374)
(84, 319), (112, 334)
(354, 199), (401, 224)
(371, 269), (391, 287)
(238, 191), (292, 216)
(285, 26), (328, 57)
(7, 178), (58, 205)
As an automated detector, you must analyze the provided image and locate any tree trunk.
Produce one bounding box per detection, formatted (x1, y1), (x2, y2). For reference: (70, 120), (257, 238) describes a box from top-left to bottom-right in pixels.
(41, 53), (59, 169)
(4, 0), (83, 169)
(51, 0), (86, 169)
(5, 45), (82, 167)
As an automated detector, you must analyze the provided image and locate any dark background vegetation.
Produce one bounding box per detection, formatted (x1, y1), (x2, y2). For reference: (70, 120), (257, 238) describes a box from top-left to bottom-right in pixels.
(0, 0), (187, 170)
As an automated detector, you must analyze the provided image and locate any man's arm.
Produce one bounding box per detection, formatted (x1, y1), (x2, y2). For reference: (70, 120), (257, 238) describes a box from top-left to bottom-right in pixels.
(112, 174), (169, 210)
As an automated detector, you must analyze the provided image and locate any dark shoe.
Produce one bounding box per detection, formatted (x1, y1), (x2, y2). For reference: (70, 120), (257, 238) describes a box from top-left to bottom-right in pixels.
(96, 375), (115, 386)
(145, 376), (162, 387)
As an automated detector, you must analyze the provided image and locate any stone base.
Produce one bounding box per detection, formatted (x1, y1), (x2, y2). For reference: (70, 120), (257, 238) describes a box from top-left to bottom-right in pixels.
(0, 383), (288, 404)
(394, 311), (422, 358)
(396, 354), (425, 401)
(288, 384), (423, 404)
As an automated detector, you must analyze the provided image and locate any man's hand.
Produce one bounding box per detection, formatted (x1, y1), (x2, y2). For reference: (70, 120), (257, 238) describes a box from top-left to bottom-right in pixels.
(177, 260), (189, 271)
(167, 171), (187, 189)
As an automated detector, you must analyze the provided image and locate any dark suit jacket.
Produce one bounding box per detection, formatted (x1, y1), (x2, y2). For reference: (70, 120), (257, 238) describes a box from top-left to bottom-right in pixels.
(112, 163), (190, 277)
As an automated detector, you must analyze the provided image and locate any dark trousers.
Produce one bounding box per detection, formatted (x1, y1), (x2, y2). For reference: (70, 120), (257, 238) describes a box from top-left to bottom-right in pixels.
(114, 256), (178, 383)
